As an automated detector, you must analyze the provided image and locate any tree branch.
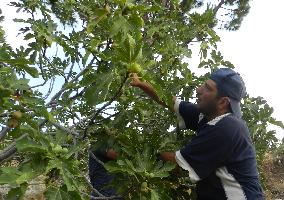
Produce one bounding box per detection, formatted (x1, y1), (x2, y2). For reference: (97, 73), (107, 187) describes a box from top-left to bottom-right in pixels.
(90, 74), (127, 123)
(30, 78), (48, 89)
(46, 59), (94, 106)
(213, 0), (226, 15)
(70, 89), (85, 100)
(66, 62), (75, 83)
(221, 6), (237, 12)
(94, 112), (120, 124)
(81, 191), (121, 200)
(44, 77), (55, 100)
(49, 121), (80, 137)
(82, 74), (128, 137)
(0, 127), (10, 141)
(0, 133), (28, 163)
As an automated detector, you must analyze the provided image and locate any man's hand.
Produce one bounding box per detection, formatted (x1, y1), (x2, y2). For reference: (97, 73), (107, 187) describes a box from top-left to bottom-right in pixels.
(129, 73), (172, 110)
(106, 149), (119, 160)
(159, 151), (177, 164)
(129, 73), (143, 87)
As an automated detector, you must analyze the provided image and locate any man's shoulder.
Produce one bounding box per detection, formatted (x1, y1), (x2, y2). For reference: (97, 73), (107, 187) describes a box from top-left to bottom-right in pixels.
(218, 114), (247, 129)
(207, 114), (249, 140)
(215, 115), (252, 144)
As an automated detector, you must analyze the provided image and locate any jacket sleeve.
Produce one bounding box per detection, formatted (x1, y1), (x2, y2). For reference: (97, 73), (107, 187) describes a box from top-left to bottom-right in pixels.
(174, 98), (200, 131)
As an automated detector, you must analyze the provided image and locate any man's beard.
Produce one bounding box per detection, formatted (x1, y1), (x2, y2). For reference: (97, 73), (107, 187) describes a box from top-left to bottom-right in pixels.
(198, 100), (219, 117)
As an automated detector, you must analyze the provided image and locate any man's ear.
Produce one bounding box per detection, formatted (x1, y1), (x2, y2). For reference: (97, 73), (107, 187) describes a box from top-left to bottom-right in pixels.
(219, 97), (230, 110)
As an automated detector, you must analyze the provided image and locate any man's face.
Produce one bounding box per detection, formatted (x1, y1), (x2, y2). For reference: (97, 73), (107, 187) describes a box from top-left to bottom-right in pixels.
(196, 79), (219, 115)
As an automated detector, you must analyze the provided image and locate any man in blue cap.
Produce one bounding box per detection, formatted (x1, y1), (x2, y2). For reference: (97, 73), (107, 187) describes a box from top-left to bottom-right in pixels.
(131, 68), (264, 199)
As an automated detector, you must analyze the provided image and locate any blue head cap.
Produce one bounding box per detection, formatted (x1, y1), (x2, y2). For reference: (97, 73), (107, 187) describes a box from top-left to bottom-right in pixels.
(210, 68), (246, 118)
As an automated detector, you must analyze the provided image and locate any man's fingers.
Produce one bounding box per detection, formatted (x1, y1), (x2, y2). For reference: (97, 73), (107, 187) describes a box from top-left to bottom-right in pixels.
(129, 73), (143, 86)
(129, 72), (137, 78)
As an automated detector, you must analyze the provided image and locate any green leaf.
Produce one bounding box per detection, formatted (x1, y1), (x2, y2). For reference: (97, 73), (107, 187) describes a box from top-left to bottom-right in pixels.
(6, 183), (28, 200)
(128, 14), (144, 28)
(11, 78), (30, 90)
(16, 171), (37, 184)
(3, 57), (38, 77)
(61, 170), (76, 191)
(80, 71), (96, 86)
(47, 159), (83, 192)
(110, 16), (130, 37)
(82, 51), (91, 67)
(16, 137), (47, 153)
(207, 29), (220, 42)
(65, 144), (84, 159)
(47, 112), (56, 122)
(45, 186), (68, 200)
(0, 167), (21, 186)
(24, 33), (34, 40)
(105, 161), (134, 175)
(269, 119), (284, 129)
(84, 72), (113, 105)
(46, 159), (62, 172)
(151, 189), (160, 200)
(133, 40), (143, 61)
(24, 66), (39, 78)
(1, 167), (21, 175)
(33, 106), (50, 120)
(29, 51), (37, 63)
(44, 185), (82, 200)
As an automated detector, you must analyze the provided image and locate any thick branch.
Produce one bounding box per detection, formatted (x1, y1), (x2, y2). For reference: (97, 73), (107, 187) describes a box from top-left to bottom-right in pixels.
(0, 133), (28, 163)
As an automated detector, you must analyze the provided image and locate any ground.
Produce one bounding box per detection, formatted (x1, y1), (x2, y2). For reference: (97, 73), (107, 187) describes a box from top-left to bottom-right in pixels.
(263, 153), (284, 200)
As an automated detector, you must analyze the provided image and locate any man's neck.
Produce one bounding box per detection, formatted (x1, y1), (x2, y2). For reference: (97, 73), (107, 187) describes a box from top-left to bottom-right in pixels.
(205, 111), (230, 121)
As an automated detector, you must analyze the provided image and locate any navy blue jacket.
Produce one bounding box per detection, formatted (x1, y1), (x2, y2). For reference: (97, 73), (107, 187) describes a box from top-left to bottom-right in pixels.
(175, 100), (264, 200)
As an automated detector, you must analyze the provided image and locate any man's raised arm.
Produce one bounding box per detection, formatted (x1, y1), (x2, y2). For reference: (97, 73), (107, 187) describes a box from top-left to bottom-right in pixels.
(130, 73), (175, 112)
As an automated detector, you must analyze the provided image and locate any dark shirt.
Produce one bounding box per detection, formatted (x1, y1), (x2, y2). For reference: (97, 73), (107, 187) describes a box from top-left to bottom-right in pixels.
(176, 101), (264, 200)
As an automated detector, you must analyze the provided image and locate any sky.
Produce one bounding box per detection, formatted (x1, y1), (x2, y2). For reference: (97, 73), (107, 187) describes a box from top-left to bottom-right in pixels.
(216, 0), (284, 140)
(0, 0), (283, 140)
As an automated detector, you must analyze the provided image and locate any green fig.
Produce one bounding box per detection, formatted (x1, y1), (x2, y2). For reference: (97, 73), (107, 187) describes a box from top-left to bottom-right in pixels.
(128, 63), (142, 73)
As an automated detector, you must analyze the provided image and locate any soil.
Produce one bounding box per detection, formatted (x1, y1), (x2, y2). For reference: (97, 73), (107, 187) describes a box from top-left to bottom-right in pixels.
(262, 153), (284, 200)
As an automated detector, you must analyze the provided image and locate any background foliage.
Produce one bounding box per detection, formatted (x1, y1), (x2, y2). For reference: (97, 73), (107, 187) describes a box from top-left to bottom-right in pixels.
(0, 0), (283, 199)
